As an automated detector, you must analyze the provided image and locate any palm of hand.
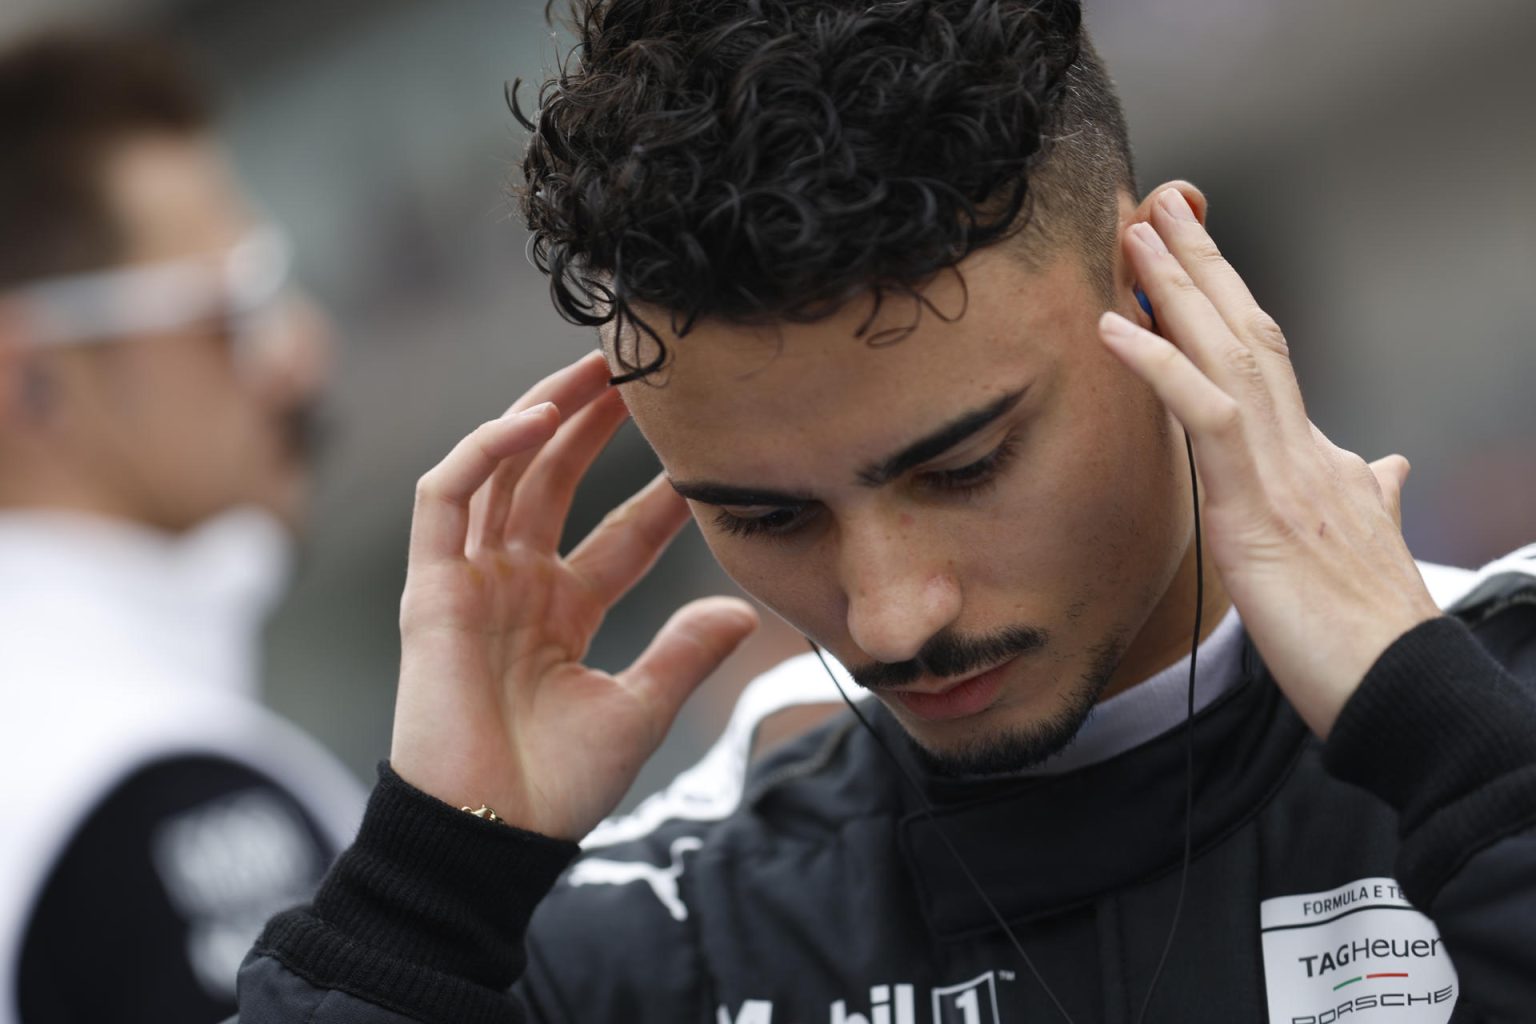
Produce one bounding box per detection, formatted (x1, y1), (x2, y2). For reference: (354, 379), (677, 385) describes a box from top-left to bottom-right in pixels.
(390, 354), (756, 840)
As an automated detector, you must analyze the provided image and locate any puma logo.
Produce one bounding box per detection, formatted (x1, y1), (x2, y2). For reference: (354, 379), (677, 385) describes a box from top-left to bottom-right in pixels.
(567, 836), (704, 921)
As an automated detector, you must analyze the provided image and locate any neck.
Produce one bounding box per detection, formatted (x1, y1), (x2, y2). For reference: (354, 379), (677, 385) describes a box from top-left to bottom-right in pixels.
(0, 442), (127, 513)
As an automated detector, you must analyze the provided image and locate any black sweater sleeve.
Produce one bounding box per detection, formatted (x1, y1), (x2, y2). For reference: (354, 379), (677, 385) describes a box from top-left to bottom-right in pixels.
(1324, 613), (1536, 902)
(242, 765), (578, 1024)
(1324, 611), (1536, 1021)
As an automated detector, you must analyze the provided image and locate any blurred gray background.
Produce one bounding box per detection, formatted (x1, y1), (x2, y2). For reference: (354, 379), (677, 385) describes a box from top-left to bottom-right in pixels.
(6, 0), (1531, 803)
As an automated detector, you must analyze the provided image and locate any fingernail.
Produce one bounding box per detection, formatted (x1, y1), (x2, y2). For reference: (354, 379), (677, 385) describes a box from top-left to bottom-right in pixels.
(514, 401), (556, 419)
(1159, 189), (1197, 222)
(1131, 222), (1169, 255)
(1098, 311), (1141, 345)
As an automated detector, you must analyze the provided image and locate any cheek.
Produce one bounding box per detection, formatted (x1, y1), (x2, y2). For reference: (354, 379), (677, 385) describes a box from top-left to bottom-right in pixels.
(1051, 398), (1185, 603)
(973, 395), (1181, 615)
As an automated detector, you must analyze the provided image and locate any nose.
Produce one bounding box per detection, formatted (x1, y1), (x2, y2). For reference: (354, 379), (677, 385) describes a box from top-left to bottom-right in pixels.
(840, 516), (962, 666)
(243, 288), (333, 404)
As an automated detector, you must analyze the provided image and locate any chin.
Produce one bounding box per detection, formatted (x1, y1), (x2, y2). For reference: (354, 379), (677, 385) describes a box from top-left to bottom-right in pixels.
(251, 474), (311, 535)
(898, 637), (1126, 778)
(902, 703), (1094, 778)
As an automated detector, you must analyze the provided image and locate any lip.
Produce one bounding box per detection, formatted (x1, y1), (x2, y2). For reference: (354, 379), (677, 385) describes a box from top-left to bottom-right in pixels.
(889, 658), (1015, 723)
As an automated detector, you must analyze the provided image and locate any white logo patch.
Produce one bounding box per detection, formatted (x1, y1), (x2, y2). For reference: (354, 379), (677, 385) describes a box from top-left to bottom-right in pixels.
(567, 836), (703, 921)
(1260, 877), (1457, 1023)
(152, 790), (319, 999)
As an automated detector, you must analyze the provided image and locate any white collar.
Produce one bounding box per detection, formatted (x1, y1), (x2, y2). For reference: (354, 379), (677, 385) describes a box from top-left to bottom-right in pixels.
(1022, 604), (1246, 775)
(0, 506), (291, 699)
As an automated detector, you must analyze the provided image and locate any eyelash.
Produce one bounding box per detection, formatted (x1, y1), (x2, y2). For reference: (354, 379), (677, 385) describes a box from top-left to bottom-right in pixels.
(711, 433), (1022, 540)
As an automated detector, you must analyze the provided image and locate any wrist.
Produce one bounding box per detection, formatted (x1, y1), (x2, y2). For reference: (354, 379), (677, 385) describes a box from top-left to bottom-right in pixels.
(258, 762), (579, 1022)
(389, 748), (528, 831)
(1294, 601), (1442, 740)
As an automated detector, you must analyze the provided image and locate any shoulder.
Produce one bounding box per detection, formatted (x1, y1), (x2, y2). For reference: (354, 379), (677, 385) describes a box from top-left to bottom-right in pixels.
(27, 754), (336, 922)
(0, 681), (360, 977)
(0, 678), (363, 869)
(1419, 541), (1536, 617)
(16, 754), (338, 1018)
(1419, 542), (1536, 676)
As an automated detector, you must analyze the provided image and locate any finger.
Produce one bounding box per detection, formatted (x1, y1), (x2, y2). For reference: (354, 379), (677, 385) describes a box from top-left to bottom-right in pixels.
(472, 353), (615, 549)
(410, 404), (560, 565)
(565, 474), (693, 609)
(1125, 225), (1286, 444)
(505, 349), (611, 416)
(1368, 454), (1411, 529)
(504, 387), (630, 551)
(618, 596), (759, 728)
(1098, 312), (1264, 509)
(1144, 191), (1311, 434)
(1148, 191), (1275, 347)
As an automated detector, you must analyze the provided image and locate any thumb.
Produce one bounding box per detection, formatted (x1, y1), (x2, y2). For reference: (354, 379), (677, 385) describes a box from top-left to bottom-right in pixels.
(620, 596), (759, 728)
(1368, 453), (1411, 528)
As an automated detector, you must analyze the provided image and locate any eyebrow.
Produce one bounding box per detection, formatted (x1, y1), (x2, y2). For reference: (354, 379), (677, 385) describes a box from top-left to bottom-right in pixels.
(856, 388), (1025, 487)
(669, 387), (1026, 507)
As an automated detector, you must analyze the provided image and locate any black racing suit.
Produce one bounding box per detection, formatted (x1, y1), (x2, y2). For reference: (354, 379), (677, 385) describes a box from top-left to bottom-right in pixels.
(235, 594), (1536, 1023)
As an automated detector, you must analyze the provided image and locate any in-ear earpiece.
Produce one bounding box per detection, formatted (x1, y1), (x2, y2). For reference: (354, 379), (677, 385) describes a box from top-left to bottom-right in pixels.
(1134, 287), (1158, 332)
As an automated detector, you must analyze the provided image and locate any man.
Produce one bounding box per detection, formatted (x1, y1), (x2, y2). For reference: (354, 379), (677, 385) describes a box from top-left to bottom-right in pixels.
(0, 32), (362, 1024)
(239, 1), (1536, 1021)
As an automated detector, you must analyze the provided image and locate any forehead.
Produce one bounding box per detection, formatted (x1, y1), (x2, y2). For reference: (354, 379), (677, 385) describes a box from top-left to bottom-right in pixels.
(103, 134), (252, 263)
(618, 250), (1097, 478)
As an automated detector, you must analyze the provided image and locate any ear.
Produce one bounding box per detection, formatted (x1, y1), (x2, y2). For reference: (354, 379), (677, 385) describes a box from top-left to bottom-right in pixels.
(1128, 179), (1209, 229)
(1118, 180), (1209, 329)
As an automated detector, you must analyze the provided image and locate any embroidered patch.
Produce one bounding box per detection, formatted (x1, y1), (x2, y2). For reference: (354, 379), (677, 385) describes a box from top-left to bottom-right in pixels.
(1260, 877), (1457, 1023)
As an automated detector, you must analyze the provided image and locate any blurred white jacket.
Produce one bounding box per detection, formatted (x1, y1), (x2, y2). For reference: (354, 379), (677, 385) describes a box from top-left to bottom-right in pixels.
(0, 508), (363, 1023)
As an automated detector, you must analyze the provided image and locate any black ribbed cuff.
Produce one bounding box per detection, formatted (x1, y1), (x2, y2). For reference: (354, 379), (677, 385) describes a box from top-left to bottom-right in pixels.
(254, 762), (579, 1024)
(1324, 616), (1536, 905)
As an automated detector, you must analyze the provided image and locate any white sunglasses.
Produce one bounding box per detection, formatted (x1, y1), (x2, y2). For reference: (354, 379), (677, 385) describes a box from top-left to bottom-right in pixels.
(10, 225), (293, 360)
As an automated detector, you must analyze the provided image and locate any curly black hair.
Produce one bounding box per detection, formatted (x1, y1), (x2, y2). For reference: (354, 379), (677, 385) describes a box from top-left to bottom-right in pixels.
(514, 0), (1135, 382)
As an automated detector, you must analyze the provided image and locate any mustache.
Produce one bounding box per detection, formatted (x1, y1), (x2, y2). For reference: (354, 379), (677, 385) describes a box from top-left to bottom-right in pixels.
(848, 624), (1049, 689)
(279, 402), (330, 464)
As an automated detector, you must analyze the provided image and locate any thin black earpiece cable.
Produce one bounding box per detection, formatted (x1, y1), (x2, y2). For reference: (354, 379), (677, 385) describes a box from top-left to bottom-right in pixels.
(808, 431), (1203, 1024)
(1135, 430), (1203, 1020)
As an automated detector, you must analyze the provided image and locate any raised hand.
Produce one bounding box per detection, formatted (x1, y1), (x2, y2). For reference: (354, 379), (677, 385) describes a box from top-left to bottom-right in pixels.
(389, 351), (758, 839)
(1099, 186), (1441, 739)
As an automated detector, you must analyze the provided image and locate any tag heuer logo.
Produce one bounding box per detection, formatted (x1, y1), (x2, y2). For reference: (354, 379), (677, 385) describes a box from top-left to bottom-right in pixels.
(1259, 877), (1458, 1023)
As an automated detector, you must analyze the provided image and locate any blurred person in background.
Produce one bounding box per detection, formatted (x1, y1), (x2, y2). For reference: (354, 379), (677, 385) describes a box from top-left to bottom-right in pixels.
(228, 1), (1536, 1022)
(0, 31), (362, 1024)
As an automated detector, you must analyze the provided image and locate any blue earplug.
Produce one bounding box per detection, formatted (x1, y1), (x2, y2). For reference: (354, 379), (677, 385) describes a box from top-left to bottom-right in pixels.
(1134, 286), (1158, 331)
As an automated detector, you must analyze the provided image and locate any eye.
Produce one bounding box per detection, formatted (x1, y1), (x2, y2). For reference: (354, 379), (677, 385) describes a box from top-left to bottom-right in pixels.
(918, 433), (1020, 495)
(712, 504), (813, 540)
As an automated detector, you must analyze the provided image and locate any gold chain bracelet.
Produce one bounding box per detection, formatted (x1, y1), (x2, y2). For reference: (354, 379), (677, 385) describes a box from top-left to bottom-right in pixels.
(460, 804), (505, 825)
